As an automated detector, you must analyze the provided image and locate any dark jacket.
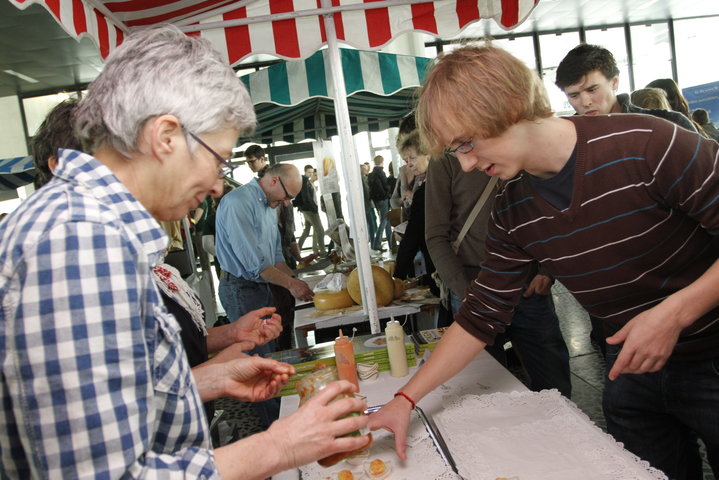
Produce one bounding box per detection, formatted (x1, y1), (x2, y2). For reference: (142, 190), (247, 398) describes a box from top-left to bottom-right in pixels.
(368, 166), (390, 202)
(294, 175), (319, 213)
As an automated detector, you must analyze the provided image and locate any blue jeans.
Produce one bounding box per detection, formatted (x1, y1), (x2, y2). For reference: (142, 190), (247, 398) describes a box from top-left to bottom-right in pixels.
(372, 199), (392, 249)
(603, 344), (719, 480)
(450, 291), (572, 397)
(218, 274), (280, 428)
(365, 205), (377, 243)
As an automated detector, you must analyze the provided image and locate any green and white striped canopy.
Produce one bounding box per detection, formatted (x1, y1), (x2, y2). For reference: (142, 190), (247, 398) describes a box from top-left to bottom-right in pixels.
(240, 48), (431, 144)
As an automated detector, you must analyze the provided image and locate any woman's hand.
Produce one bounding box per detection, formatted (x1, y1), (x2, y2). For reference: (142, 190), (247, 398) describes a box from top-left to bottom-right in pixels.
(264, 380), (370, 471)
(222, 357), (294, 401)
(193, 356), (294, 402)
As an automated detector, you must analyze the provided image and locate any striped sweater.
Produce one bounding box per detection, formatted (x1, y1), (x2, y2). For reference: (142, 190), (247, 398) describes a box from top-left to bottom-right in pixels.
(457, 114), (719, 360)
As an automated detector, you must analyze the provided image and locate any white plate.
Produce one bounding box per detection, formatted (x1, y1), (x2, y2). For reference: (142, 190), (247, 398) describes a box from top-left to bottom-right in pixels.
(363, 336), (387, 348)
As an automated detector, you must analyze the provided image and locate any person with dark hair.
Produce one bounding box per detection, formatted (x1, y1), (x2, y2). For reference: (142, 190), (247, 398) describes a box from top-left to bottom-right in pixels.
(0, 25), (368, 478)
(646, 78), (707, 136)
(555, 44), (696, 132)
(245, 144), (268, 174)
(360, 162), (378, 247)
(693, 108), (719, 142)
(29, 98), (82, 189)
(368, 155), (392, 251)
(369, 44), (719, 480)
(645, 78), (692, 117)
(296, 164), (327, 256)
(556, 44), (700, 355)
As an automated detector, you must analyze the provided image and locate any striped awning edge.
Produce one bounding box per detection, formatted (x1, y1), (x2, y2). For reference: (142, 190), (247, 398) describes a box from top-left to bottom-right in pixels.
(0, 156), (35, 191)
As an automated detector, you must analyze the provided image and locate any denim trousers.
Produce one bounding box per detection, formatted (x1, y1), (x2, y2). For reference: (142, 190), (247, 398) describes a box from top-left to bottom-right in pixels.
(218, 274), (280, 428)
(365, 205), (377, 242)
(450, 291), (572, 397)
(372, 199), (392, 249)
(603, 344), (719, 480)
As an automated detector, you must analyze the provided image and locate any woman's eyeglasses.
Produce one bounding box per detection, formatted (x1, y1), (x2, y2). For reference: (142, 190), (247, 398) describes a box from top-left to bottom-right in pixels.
(186, 130), (235, 178)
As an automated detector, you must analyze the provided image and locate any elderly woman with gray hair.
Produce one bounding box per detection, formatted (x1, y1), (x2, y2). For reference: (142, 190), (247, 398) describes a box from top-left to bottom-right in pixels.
(0, 25), (368, 479)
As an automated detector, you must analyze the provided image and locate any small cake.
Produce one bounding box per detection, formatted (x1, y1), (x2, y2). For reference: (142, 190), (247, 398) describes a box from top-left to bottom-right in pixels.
(337, 470), (354, 480)
(364, 458), (391, 479)
(369, 459), (386, 476)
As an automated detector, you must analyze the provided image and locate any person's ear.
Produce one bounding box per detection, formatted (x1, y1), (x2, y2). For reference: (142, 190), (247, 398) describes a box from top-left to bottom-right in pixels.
(145, 114), (184, 161)
(610, 75), (619, 92)
(47, 155), (58, 173)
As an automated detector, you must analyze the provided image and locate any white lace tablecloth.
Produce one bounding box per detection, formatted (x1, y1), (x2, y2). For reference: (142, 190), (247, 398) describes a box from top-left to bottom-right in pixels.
(434, 390), (667, 480)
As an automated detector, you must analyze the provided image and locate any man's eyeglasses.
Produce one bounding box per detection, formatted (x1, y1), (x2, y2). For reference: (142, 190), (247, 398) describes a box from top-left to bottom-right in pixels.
(277, 176), (295, 201)
(186, 131), (235, 178)
(447, 138), (475, 155)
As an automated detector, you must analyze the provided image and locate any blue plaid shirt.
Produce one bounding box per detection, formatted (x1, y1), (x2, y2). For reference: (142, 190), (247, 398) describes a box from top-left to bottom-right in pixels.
(0, 150), (219, 478)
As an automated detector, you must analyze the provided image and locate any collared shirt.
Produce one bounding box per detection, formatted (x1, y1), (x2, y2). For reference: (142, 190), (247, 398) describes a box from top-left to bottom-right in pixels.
(0, 149), (217, 478)
(215, 178), (284, 281)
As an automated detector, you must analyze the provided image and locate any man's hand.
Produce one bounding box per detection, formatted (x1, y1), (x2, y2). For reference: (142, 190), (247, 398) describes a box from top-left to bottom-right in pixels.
(367, 395), (414, 460)
(299, 253), (319, 266)
(232, 306), (283, 347)
(605, 303), (684, 381)
(523, 274), (553, 296)
(288, 278), (314, 302)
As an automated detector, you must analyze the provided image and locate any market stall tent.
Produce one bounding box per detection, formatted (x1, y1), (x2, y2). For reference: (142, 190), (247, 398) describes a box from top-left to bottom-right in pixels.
(240, 47), (431, 143)
(7, 0), (540, 334)
(0, 156), (34, 191)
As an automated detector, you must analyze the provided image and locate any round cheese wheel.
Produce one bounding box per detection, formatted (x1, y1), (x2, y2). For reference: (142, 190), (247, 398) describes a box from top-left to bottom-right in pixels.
(347, 265), (394, 307)
(313, 289), (354, 310)
(393, 277), (405, 298)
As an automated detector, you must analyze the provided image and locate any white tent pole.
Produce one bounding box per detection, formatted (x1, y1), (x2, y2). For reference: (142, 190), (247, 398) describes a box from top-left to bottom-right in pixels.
(321, 0), (381, 335)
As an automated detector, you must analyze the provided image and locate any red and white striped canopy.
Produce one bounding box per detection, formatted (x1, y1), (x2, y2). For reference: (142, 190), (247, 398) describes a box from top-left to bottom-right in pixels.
(8, 0), (539, 65)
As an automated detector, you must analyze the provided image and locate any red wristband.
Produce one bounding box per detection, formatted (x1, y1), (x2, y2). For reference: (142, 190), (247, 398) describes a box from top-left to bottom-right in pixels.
(394, 391), (416, 410)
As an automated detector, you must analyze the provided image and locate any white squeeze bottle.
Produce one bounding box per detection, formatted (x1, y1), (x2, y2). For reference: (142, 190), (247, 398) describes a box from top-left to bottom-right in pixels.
(385, 318), (409, 377)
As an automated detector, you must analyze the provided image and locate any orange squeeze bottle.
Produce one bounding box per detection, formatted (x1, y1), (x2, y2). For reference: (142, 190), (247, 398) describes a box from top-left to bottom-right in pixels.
(334, 329), (360, 390)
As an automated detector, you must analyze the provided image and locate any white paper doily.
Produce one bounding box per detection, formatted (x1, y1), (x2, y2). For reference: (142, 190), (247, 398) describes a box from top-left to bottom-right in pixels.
(434, 390), (668, 480)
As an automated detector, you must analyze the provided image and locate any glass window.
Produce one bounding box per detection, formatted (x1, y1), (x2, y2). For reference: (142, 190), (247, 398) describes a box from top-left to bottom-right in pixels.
(354, 131), (371, 165)
(629, 23), (672, 91)
(584, 27), (631, 93)
(674, 16), (719, 88)
(490, 36), (536, 71)
(538, 32), (581, 115)
(370, 130), (390, 149)
(23, 92), (80, 138)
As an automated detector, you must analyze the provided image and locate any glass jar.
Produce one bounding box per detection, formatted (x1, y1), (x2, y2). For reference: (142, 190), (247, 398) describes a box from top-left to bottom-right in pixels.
(295, 365), (372, 467)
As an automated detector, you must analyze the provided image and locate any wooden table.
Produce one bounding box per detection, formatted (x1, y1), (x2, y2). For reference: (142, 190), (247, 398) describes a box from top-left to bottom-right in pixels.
(292, 303), (422, 347)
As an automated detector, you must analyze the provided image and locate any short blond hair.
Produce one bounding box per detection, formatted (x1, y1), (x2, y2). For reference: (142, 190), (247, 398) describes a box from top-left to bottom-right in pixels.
(417, 45), (552, 155)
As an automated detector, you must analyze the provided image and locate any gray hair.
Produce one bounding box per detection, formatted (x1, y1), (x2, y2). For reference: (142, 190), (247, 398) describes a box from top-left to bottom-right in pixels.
(75, 25), (255, 155)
